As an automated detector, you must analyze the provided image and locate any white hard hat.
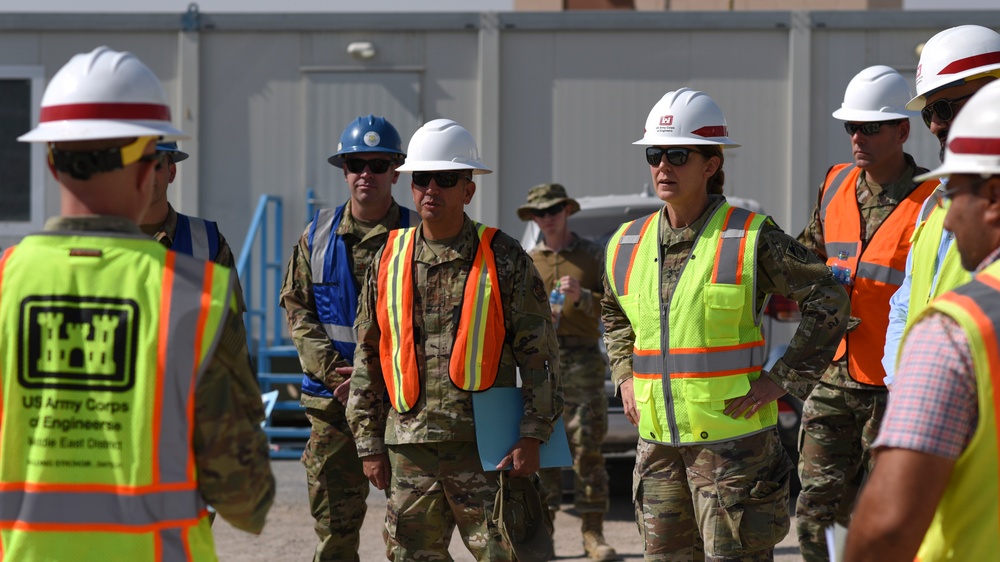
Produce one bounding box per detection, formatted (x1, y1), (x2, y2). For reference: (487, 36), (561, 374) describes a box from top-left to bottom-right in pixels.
(396, 118), (492, 174)
(832, 65), (918, 122)
(634, 88), (739, 148)
(19, 46), (187, 143)
(907, 25), (1000, 111)
(915, 80), (1000, 181)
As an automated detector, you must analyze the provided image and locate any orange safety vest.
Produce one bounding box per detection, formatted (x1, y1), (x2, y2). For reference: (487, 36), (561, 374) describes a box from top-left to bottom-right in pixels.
(376, 224), (506, 413)
(819, 163), (937, 385)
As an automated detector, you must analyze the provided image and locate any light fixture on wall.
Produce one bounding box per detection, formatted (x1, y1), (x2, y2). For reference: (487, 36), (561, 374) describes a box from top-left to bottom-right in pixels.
(347, 42), (376, 60)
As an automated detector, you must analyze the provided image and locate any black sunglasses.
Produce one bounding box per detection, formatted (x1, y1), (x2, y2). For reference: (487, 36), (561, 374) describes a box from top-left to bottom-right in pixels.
(143, 152), (169, 171)
(921, 93), (975, 128)
(843, 120), (901, 136)
(344, 158), (393, 174)
(412, 171), (471, 188)
(530, 202), (567, 218)
(645, 147), (702, 167)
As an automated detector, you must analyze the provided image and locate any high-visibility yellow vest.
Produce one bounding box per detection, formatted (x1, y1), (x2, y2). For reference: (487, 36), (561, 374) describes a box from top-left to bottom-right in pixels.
(606, 202), (775, 445)
(818, 163), (937, 386)
(376, 223), (506, 413)
(0, 232), (232, 562)
(911, 262), (1000, 561)
(905, 199), (971, 333)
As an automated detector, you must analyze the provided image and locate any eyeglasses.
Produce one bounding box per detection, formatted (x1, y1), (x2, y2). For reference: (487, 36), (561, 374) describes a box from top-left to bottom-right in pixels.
(344, 158), (393, 174)
(645, 147), (702, 167)
(530, 202), (567, 218)
(412, 171), (471, 188)
(843, 120), (901, 136)
(141, 152), (169, 171)
(934, 176), (990, 208)
(921, 93), (975, 128)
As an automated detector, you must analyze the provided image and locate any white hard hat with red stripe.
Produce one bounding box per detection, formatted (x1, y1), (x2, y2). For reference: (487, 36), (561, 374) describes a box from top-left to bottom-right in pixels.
(915, 80), (1000, 181)
(19, 46), (187, 143)
(634, 87), (739, 148)
(907, 25), (1000, 111)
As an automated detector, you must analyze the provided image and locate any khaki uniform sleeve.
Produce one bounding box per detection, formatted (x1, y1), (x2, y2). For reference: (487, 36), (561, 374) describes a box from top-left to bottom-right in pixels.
(346, 246), (388, 457)
(193, 298), (275, 534)
(601, 273), (634, 392)
(796, 180), (829, 260)
(213, 230), (247, 314)
(757, 224), (851, 399)
(279, 230), (349, 392)
(504, 243), (563, 443)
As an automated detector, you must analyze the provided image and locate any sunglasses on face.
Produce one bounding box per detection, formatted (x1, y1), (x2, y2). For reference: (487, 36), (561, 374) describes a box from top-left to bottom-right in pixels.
(144, 152), (169, 171)
(411, 171), (471, 188)
(530, 202), (567, 218)
(344, 158), (393, 174)
(843, 120), (900, 136)
(645, 146), (702, 167)
(921, 93), (974, 128)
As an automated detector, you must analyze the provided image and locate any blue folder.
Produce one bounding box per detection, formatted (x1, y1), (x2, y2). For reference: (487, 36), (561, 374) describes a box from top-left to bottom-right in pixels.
(472, 387), (572, 472)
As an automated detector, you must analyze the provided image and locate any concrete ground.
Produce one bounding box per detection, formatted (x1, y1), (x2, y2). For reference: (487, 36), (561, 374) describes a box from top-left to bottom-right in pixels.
(213, 459), (802, 561)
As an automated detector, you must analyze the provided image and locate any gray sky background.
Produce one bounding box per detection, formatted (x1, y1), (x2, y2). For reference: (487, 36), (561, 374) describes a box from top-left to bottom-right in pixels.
(0, 0), (996, 12)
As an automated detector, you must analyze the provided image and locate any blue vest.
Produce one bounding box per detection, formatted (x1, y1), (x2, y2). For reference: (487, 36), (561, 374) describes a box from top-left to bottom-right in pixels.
(172, 213), (220, 262)
(301, 203), (415, 398)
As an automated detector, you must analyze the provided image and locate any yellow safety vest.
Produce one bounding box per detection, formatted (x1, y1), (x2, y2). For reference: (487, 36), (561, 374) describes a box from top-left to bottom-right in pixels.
(905, 199), (970, 332)
(0, 233), (231, 562)
(911, 262), (1000, 561)
(606, 202), (775, 445)
(376, 223), (506, 413)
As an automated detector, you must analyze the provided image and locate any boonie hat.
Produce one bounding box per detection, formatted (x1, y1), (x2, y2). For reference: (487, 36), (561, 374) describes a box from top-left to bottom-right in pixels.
(516, 183), (581, 221)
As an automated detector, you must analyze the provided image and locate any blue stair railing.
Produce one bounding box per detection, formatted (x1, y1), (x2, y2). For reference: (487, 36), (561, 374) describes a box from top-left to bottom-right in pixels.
(238, 195), (310, 459)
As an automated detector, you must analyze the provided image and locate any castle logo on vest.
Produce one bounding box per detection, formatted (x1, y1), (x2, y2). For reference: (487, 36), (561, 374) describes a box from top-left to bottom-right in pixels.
(18, 296), (139, 392)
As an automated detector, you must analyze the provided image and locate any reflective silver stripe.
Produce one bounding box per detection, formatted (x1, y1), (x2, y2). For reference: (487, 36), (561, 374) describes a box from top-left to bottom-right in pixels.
(820, 164), (856, 219)
(953, 278), (1000, 352)
(162, 254), (208, 485)
(310, 208), (337, 284)
(160, 528), (186, 562)
(856, 261), (905, 286)
(323, 322), (357, 343)
(715, 207), (752, 285)
(612, 216), (653, 294)
(631, 345), (764, 376)
(0, 489), (200, 525)
(825, 242), (856, 258)
(919, 190), (942, 224)
(187, 217), (210, 261)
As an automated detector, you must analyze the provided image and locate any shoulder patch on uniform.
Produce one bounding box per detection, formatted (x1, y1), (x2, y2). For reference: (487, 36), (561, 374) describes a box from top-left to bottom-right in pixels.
(532, 276), (547, 303)
(786, 241), (812, 264)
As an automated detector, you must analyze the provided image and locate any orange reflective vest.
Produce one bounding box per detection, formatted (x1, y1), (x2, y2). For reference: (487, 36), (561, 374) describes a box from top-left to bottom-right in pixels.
(376, 224), (506, 413)
(819, 163), (937, 385)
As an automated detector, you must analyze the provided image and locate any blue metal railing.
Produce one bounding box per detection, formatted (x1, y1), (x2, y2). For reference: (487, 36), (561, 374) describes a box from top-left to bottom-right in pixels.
(238, 195), (310, 459)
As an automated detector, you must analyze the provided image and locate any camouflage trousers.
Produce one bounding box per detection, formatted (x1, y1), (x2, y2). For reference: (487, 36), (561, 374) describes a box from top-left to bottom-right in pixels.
(634, 429), (792, 561)
(385, 441), (513, 561)
(795, 382), (886, 562)
(302, 405), (369, 562)
(540, 344), (610, 514)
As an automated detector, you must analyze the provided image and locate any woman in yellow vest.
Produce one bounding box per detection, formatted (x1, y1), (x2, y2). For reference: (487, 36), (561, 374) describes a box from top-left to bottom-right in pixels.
(601, 88), (851, 560)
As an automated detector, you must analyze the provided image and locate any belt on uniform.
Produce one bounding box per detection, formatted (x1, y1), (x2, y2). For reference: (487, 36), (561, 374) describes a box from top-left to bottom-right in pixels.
(556, 335), (599, 348)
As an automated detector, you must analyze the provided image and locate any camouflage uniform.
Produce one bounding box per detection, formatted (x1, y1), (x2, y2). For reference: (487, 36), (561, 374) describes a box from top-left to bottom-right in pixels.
(22, 216), (275, 532)
(529, 236), (610, 516)
(347, 215), (563, 562)
(279, 200), (412, 562)
(144, 202), (247, 313)
(794, 156), (926, 562)
(602, 195), (850, 560)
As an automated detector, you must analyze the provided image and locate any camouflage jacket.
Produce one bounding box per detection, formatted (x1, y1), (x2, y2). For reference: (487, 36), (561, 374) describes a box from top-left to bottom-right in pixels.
(146, 203), (246, 313)
(528, 234), (604, 341)
(33, 216), (274, 533)
(797, 154), (927, 388)
(347, 215), (563, 457)
(602, 195), (851, 401)
(279, 199), (411, 412)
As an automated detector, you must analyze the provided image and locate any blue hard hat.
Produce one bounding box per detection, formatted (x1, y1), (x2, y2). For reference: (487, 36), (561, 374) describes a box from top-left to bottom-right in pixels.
(156, 141), (189, 163)
(327, 115), (405, 168)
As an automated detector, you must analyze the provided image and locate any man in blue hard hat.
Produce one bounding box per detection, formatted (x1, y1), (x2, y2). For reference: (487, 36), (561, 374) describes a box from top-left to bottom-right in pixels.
(279, 115), (418, 561)
(140, 141), (246, 312)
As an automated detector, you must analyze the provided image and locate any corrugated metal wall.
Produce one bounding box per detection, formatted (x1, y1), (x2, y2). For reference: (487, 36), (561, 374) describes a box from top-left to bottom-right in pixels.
(1, 10), (998, 282)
